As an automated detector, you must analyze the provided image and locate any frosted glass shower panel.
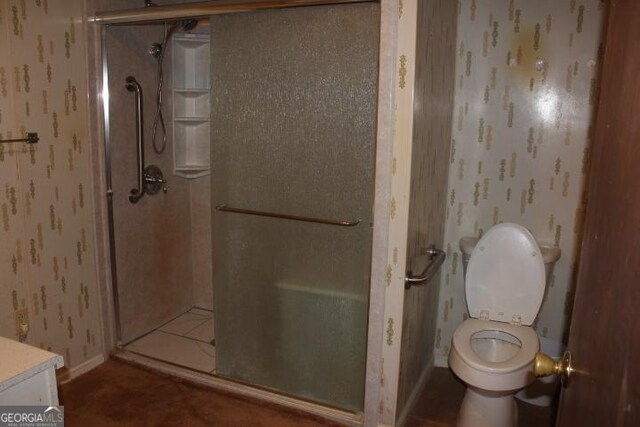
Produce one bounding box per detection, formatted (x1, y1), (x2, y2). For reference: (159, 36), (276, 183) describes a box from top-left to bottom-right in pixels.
(210, 3), (379, 412)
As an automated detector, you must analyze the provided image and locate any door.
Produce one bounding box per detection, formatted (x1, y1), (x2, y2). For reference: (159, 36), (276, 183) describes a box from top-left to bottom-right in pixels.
(556, 1), (640, 425)
(209, 4), (379, 412)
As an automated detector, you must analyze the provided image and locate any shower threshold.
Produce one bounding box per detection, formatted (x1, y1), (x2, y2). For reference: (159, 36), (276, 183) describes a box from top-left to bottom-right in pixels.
(122, 307), (216, 374)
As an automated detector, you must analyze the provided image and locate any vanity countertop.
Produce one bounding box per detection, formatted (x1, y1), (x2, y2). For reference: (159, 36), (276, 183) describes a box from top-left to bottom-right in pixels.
(0, 336), (64, 392)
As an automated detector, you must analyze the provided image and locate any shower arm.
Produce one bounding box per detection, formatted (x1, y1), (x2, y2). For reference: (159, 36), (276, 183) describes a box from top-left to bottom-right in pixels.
(125, 76), (146, 204)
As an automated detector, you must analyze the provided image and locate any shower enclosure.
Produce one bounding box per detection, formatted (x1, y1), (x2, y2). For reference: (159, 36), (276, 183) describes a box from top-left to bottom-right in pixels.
(98, 0), (379, 413)
(210, 6), (378, 410)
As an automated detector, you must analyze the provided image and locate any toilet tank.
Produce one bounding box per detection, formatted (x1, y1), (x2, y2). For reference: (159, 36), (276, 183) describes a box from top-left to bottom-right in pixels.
(459, 236), (561, 285)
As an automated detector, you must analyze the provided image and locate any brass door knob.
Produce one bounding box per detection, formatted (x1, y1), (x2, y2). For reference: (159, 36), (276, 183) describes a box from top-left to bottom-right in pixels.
(533, 350), (574, 386)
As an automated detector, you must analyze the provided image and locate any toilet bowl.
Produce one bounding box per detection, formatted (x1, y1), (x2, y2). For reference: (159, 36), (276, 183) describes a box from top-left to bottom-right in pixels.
(448, 223), (559, 427)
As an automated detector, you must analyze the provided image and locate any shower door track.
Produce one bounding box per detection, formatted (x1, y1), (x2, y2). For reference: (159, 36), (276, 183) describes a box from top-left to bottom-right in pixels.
(91, 0), (376, 25)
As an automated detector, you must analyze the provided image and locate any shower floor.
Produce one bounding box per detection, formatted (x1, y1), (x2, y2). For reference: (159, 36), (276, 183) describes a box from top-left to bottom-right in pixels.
(124, 307), (216, 374)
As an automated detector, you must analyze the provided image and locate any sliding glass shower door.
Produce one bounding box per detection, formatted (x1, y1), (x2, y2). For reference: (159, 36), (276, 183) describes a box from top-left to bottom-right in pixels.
(210, 3), (379, 411)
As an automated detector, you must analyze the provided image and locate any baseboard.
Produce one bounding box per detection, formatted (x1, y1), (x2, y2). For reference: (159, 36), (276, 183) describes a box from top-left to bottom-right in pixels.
(434, 353), (448, 368)
(57, 354), (105, 384)
(395, 356), (434, 427)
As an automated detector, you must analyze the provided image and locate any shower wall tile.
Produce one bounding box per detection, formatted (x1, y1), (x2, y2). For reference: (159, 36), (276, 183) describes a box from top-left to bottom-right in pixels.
(396, 0), (457, 420)
(434, 0), (605, 365)
(0, 0), (103, 368)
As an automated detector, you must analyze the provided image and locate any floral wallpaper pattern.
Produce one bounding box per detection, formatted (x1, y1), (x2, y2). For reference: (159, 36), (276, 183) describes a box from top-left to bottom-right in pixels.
(0, 0), (102, 369)
(434, 0), (605, 365)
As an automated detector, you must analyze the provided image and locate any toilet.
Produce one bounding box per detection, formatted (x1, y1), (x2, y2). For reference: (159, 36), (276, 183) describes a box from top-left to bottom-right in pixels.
(448, 223), (560, 427)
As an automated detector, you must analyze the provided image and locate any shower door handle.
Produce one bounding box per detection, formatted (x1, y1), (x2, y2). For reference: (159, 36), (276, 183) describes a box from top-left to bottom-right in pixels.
(405, 245), (446, 289)
(215, 205), (361, 227)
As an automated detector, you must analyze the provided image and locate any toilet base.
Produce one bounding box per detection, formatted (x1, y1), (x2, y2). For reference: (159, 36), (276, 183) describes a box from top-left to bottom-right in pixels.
(457, 386), (517, 427)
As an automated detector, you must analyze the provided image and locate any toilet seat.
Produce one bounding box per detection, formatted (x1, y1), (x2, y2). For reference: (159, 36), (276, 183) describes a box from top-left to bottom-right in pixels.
(452, 319), (539, 373)
(449, 318), (540, 392)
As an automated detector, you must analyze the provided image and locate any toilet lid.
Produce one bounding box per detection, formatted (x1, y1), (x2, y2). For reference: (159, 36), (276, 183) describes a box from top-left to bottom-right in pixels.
(466, 223), (545, 326)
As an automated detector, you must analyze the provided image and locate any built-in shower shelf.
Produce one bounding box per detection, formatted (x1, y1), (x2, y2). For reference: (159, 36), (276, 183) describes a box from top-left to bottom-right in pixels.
(172, 33), (211, 179)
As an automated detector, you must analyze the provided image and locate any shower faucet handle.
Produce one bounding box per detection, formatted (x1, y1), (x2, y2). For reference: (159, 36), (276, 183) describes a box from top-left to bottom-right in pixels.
(143, 175), (166, 184)
(142, 165), (167, 196)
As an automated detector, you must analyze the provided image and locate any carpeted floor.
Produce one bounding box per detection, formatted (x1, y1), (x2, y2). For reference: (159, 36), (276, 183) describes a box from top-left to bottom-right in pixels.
(59, 360), (555, 427)
(58, 359), (345, 427)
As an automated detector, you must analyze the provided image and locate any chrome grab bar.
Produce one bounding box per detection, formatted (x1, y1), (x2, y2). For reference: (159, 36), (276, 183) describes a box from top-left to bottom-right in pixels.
(0, 132), (39, 144)
(125, 76), (145, 204)
(215, 204), (361, 227)
(405, 245), (446, 289)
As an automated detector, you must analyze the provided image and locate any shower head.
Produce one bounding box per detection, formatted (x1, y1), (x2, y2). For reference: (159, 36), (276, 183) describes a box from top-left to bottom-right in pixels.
(181, 19), (198, 32)
(148, 19), (197, 59)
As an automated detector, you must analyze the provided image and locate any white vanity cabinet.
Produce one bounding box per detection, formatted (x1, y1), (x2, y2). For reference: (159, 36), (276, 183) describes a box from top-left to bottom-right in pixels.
(0, 336), (64, 405)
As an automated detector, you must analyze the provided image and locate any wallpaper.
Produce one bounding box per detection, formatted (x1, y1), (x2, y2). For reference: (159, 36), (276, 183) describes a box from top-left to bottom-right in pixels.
(434, 0), (605, 365)
(0, 0), (102, 369)
(396, 0), (457, 421)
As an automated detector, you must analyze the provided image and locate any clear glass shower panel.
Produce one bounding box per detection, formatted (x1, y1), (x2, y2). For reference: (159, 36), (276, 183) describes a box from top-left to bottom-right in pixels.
(210, 3), (379, 411)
